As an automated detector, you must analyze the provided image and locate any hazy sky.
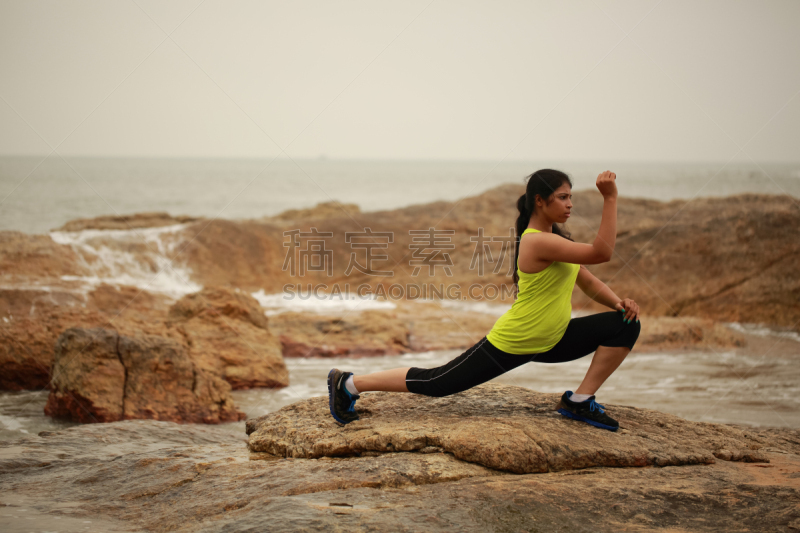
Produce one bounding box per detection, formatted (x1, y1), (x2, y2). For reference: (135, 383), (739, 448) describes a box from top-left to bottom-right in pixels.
(0, 0), (798, 162)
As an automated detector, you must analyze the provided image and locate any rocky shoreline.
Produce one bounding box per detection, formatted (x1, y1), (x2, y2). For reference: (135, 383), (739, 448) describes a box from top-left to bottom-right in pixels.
(1, 183), (797, 426)
(1, 385), (799, 532)
(1, 185), (798, 530)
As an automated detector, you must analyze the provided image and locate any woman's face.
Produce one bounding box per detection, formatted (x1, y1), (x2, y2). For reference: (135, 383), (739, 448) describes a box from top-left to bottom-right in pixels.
(538, 183), (573, 224)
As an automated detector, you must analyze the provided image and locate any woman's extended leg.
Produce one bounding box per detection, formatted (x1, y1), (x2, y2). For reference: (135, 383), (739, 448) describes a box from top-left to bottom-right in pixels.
(574, 345), (630, 396)
(329, 336), (531, 423)
(353, 367), (411, 393)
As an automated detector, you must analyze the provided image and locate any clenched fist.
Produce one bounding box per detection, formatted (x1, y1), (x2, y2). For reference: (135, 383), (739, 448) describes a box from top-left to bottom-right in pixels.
(596, 170), (617, 199)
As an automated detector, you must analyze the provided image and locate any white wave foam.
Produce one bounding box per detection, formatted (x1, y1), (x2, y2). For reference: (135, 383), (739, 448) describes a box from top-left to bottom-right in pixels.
(0, 414), (26, 432)
(439, 299), (509, 316)
(50, 224), (201, 299)
(725, 322), (800, 343)
(251, 289), (396, 316)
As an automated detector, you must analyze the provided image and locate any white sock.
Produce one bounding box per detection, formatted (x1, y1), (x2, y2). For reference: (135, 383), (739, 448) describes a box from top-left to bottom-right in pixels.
(570, 392), (592, 403)
(345, 375), (359, 396)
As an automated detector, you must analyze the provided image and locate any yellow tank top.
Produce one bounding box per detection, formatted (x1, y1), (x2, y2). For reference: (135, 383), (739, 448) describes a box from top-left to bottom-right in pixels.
(486, 228), (580, 354)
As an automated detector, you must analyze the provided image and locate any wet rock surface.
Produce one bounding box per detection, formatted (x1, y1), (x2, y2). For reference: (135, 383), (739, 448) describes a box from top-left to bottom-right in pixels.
(1, 409), (799, 531)
(248, 384), (771, 474)
(45, 327), (244, 424)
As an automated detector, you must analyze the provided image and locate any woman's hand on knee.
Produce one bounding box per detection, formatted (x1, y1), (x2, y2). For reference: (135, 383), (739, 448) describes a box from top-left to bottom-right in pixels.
(615, 299), (640, 323)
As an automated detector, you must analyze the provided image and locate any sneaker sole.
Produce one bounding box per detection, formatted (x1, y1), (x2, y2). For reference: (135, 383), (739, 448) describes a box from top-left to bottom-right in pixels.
(557, 408), (618, 432)
(327, 369), (355, 425)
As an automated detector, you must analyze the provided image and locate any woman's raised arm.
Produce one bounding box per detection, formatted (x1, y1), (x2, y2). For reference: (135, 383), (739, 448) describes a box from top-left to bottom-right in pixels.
(527, 171), (618, 266)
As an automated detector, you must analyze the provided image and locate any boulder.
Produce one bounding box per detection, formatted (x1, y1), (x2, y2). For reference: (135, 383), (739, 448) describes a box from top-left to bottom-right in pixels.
(45, 327), (244, 423)
(247, 383), (769, 474)
(167, 287), (288, 389)
(44, 327), (125, 422)
(0, 284), (289, 393)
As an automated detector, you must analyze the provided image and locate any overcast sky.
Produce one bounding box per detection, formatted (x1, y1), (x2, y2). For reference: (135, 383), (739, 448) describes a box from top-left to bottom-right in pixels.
(0, 0), (798, 162)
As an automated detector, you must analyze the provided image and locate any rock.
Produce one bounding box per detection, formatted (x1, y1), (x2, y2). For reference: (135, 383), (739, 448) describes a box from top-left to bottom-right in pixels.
(567, 191), (800, 330)
(0, 231), (88, 278)
(1, 284), (289, 393)
(270, 311), (411, 357)
(54, 212), (199, 231)
(636, 315), (747, 351)
(265, 201), (361, 224)
(5, 186), (800, 330)
(247, 383), (770, 474)
(167, 287), (288, 389)
(44, 327), (125, 422)
(0, 301), (109, 391)
(0, 284), (171, 391)
(1, 419), (799, 532)
(177, 219), (285, 292)
(86, 283), (173, 319)
(45, 327), (244, 423)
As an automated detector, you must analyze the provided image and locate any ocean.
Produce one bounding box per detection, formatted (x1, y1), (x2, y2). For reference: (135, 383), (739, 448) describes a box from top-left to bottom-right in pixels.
(1, 156), (799, 234)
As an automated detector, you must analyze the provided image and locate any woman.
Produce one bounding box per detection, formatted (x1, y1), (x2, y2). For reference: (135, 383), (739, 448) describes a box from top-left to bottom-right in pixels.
(328, 169), (641, 432)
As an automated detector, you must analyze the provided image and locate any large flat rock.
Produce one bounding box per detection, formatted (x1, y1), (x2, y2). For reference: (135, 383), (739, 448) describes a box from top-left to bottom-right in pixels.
(247, 383), (770, 473)
(1, 419), (799, 532)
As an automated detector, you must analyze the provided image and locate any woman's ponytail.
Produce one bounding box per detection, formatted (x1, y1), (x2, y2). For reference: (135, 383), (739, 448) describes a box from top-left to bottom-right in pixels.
(511, 169), (574, 296)
(512, 193), (531, 288)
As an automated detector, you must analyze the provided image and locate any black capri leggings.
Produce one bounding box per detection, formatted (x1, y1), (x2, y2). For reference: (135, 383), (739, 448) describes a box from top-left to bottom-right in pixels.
(405, 311), (641, 398)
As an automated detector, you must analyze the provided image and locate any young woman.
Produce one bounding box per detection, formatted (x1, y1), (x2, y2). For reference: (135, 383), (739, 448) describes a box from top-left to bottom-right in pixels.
(328, 169), (641, 432)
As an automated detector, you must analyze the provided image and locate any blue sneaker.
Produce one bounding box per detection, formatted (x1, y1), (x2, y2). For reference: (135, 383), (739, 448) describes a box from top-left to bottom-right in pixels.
(557, 391), (619, 432)
(327, 368), (359, 424)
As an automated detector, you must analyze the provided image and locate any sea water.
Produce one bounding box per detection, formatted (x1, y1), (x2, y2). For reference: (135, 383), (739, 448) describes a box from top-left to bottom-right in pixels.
(1, 156), (798, 234)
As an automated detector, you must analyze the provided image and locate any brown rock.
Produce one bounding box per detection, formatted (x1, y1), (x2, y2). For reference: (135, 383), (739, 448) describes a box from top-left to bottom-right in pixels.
(636, 315), (747, 352)
(2, 418), (799, 532)
(0, 284), (169, 391)
(86, 283), (172, 319)
(0, 231), (88, 278)
(54, 212), (199, 232)
(167, 287), (289, 389)
(247, 383), (770, 474)
(118, 333), (243, 423)
(270, 311), (411, 357)
(566, 191), (800, 330)
(45, 327), (244, 424)
(44, 328), (125, 422)
(0, 302), (110, 391)
(177, 219), (285, 292)
(8, 185), (798, 331)
(265, 200), (361, 224)
(396, 301), (499, 352)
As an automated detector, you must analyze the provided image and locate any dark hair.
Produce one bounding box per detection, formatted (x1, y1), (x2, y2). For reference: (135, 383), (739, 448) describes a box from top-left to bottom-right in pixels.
(512, 169), (573, 289)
